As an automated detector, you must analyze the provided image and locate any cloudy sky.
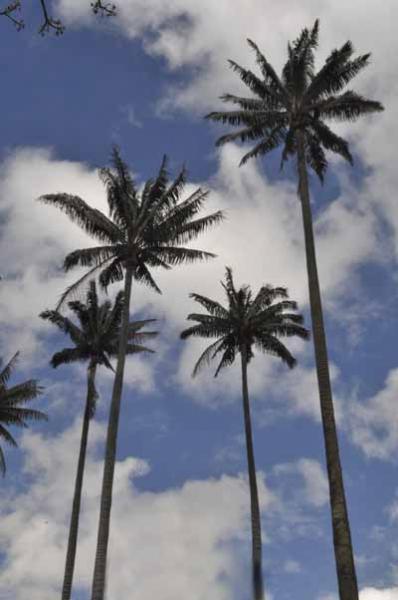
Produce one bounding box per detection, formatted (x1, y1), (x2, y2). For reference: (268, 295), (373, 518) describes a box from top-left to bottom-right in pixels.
(0, 1), (397, 599)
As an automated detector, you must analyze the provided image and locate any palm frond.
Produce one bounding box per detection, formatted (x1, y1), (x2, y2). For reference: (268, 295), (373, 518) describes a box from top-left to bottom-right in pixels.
(50, 347), (88, 368)
(0, 352), (19, 387)
(259, 321), (309, 339)
(283, 20), (319, 96)
(250, 286), (289, 312)
(224, 60), (272, 100)
(0, 407), (47, 424)
(219, 94), (269, 111)
(64, 246), (117, 271)
(128, 318), (157, 332)
(39, 194), (121, 244)
(134, 262), (162, 294)
(125, 343), (155, 355)
(98, 146), (139, 231)
(281, 126), (297, 166)
(2, 380), (43, 405)
(158, 166), (187, 210)
(192, 339), (225, 377)
(87, 280), (99, 323)
(240, 126), (285, 165)
(56, 256), (114, 310)
(149, 189), (212, 240)
(163, 211), (224, 246)
(214, 339), (236, 376)
(0, 424), (18, 447)
(246, 39), (288, 105)
(148, 156), (169, 204)
(314, 91), (384, 122)
(188, 293), (229, 318)
(127, 330), (158, 343)
(310, 120), (353, 164)
(305, 42), (370, 101)
(305, 132), (328, 181)
(205, 109), (287, 130)
(151, 246), (216, 266)
(0, 445), (6, 476)
(98, 258), (124, 291)
(40, 310), (83, 344)
(255, 335), (296, 368)
(214, 125), (272, 147)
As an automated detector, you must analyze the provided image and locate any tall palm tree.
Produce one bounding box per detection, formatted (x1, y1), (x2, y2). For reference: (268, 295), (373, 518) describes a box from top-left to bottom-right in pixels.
(0, 352), (46, 474)
(40, 280), (157, 600)
(205, 22), (384, 600)
(181, 268), (309, 600)
(39, 148), (223, 600)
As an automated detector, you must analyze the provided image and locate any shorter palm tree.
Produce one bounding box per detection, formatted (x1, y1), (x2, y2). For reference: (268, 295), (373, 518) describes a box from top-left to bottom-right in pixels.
(40, 280), (157, 600)
(181, 268), (309, 600)
(0, 352), (46, 474)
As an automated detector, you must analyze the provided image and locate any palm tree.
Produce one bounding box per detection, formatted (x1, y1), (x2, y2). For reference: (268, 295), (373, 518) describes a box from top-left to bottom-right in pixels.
(181, 268), (309, 600)
(39, 148), (223, 600)
(0, 352), (46, 474)
(205, 21), (384, 600)
(40, 280), (157, 600)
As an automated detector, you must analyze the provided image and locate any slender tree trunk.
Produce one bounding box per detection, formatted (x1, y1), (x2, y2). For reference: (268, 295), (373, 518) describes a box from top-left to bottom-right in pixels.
(240, 346), (264, 600)
(61, 361), (97, 600)
(91, 265), (134, 600)
(296, 132), (358, 600)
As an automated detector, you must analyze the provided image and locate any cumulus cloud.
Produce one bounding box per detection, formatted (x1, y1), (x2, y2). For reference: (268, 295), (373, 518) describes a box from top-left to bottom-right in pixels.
(349, 368), (398, 460)
(0, 420), (276, 600)
(360, 589), (398, 600)
(56, 0), (392, 120)
(273, 458), (329, 508)
(320, 590), (398, 600)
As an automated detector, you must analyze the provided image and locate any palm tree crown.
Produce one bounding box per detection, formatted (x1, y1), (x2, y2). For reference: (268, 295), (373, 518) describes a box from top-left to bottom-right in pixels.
(181, 267), (309, 374)
(0, 352), (46, 474)
(40, 280), (157, 413)
(39, 148), (224, 306)
(206, 19), (384, 179)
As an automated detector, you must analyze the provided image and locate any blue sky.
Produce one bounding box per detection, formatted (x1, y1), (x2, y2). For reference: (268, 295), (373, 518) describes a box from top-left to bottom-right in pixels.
(0, 1), (398, 600)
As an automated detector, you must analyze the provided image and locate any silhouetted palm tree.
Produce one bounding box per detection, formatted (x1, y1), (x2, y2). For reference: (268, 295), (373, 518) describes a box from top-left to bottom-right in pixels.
(41, 280), (157, 600)
(206, 21), (384, 600)
(39, 148), (223, 600)
(181, 268), (309, 600)
(0, 352), (46, 474)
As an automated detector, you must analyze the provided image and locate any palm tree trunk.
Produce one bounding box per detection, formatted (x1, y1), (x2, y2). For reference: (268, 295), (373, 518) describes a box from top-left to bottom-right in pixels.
(61, 361), (97, 600)
(240, 346), (264, 600)
(296, 132), (358, 600)
(91, 264), (134, 600)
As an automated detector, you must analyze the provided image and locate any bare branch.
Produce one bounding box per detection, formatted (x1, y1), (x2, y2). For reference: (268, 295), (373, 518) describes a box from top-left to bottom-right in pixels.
(91, 1), (117, 17)
(38, 0), (65, 36)
(0, 0), (117, 35)
(0, 1), (24, 31)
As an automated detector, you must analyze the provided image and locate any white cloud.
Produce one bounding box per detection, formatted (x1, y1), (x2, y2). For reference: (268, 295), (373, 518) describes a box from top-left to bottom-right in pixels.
(0, 420), (276, 600)
(273, 458), (329, 508)
(349, 368), (398, 460)
(56, 0), (393, 115)
(319, 590), (398, 600)
(0, 147), (107, 364)
(283, 559), (301, 574)
(360, 589), (398, 600)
